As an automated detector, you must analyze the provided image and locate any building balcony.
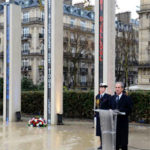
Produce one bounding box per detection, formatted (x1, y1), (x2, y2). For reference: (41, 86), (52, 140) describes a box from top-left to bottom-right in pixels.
(22, 34), (32, 40)
(80, 82), (87, 87)
(0, 23), (3, 29)
(22, 17), (44, 25)
(80, 40), (88, 46)
(39, 33), (44, 38)
(80, 82), (93, 88)
(79, 54), (89, 59)
(21, 66), (32, 72)
(138, 61), (150, 68)
(140, 4), (150, 12)
(64, 23), (94, 33)
(22, 50), (30, 55)
(64, 52), (94, 62)
(29, 52), (43, 56)
(80, 68), (88, 75)
(66, 39), (89, 47)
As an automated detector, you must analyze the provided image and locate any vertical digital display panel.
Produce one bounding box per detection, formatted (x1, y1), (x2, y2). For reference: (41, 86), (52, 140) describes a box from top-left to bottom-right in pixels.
(6, 4), (10, 121)
(47, 0), (51, 124)
(99, 0), (104, 87)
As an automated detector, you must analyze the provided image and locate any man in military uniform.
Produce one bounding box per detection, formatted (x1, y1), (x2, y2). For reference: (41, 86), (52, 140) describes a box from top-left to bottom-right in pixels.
(95, 83), (111, 150)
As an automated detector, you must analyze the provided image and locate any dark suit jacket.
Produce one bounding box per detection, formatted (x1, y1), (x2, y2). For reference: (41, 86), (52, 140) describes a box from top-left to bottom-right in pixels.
(95, 93), (111, 136)
(109, 94), (133, 147)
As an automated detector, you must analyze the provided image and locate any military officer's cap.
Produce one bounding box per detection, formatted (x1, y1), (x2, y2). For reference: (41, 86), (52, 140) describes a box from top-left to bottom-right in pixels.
(99, 83), (108, 88)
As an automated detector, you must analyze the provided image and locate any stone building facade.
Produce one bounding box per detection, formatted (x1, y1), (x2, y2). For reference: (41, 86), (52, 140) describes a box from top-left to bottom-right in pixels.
(138, 0), (150, 85)
(115, 12), (139, 87)
(0, 0), (94, 90)
(0, 0), (139, 89)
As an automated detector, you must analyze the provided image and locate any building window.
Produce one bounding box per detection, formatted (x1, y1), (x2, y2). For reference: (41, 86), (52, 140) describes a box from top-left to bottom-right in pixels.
(23, 43), (29, 50)
(22, 43), (29, 54)
(80, 10), (84, 16)
(41, 42), (44, 53)
(41, 59), (44, 66)
(23, 27), (29, 35)
(91, 13), (94, 19)
(70, 18), (75, 27)
(41, 11), (44, 20)
(70, 33), (74, 40)
(80, 75), (87, 83)
(80, 62), (86, 67)
(23, 12), (29, 22)
(80, 20), (85, 30)
(41, 0), (44, 5)
(41, 27), (44, 34)
(71, 47), (76, 54)
(22, 59), (29, 66)
(92, 23), (94, 32)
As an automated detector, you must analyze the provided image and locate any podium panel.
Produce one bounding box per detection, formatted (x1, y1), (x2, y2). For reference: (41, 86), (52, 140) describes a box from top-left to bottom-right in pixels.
(99, 110), (117, 150)
(95, 109), (125, 150)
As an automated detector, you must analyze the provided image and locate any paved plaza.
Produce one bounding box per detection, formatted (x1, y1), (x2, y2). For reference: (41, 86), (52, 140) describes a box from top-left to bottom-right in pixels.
(0, 119), (149, 150)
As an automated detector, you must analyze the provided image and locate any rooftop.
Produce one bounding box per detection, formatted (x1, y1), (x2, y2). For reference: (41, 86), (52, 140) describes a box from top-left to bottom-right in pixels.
(0, 0), (94, 20)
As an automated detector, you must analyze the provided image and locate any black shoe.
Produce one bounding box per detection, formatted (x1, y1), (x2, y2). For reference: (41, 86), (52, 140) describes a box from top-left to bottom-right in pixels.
(97, 146), (102, 149)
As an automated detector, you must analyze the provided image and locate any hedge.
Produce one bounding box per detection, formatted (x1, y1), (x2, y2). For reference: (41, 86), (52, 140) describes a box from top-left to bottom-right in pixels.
(0, 99), (2, 114)
(21, 91), (44, 115)
(63, 91), (94, 118)
(21, 91), (94, 118)
(129, 91), (150, 123)
(0, 91), (149, 123)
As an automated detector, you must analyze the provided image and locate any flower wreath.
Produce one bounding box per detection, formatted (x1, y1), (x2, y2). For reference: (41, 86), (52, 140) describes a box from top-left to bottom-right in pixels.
(28, 117), (47, 127)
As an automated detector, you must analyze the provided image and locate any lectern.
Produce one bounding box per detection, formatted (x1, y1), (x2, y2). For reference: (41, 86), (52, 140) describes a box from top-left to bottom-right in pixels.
(95, 109), (125, 150)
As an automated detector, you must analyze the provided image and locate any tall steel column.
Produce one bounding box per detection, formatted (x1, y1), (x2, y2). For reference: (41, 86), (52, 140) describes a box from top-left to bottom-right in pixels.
(44, 0), (63, 125)
(99, 0), (104, 85)
(95, 0), (115, 96)
(3, 1), (21, 122)
(44, 0), (52, 124)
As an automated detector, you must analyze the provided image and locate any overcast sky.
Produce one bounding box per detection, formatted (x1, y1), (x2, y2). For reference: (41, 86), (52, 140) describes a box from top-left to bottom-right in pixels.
(72, 0), (140, 19)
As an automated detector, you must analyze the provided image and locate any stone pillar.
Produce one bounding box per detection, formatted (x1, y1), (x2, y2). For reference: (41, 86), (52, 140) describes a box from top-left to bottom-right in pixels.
(94, 0), (115, 96)
(44, 0), (63, 124)
(3, 2), (21, 122)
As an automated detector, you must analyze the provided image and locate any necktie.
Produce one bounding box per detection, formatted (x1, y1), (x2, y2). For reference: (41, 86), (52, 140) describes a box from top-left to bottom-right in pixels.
(100, 95), (102, 99)
(116, 96), (119, 103)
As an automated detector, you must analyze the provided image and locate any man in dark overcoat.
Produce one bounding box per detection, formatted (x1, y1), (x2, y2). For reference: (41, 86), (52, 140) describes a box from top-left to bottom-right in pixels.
(109, 82), (133, 150)
(95, 83), (111, 150)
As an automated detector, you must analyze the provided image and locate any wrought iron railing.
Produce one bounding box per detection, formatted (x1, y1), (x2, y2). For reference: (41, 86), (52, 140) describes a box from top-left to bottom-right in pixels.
(64, 23), (94, 33)
(22, 17), (44, 24)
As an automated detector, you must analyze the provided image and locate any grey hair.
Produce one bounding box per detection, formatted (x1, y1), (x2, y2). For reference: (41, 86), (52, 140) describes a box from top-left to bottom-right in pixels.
(116, 82), (124, 88)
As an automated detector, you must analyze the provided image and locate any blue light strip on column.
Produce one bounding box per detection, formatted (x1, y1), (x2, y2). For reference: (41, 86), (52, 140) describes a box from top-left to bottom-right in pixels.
(47, 0), (51, 124)
(6, 4), (10, 122)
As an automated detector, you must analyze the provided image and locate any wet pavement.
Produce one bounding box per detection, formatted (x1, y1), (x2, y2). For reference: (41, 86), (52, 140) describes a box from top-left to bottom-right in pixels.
(0, 119), (149, 150)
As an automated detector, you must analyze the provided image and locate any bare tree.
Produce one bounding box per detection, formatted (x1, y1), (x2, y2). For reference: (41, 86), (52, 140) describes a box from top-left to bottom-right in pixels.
(64, 26), (90, 89)
(116, 24), (138, 87)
